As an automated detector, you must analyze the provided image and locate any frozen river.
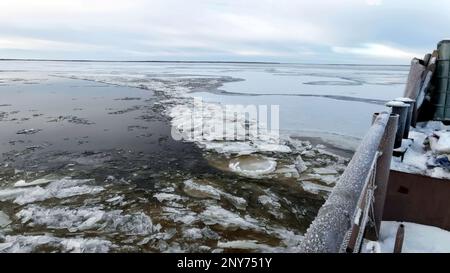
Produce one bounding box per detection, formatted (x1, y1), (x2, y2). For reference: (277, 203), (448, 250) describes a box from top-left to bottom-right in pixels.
(0, 61), (407, 252)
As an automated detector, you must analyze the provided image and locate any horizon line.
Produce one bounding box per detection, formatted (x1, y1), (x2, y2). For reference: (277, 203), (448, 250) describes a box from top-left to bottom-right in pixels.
(0, 58), (409, 66)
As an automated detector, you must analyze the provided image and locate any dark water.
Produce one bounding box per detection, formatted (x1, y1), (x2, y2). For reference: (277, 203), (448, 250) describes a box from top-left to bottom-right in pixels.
(0, 78), (213, 177)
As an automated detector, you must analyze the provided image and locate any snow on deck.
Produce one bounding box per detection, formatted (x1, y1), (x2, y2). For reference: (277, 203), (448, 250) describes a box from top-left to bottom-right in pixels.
(391, 121), (450, 179)
(363, 221), (450, 253)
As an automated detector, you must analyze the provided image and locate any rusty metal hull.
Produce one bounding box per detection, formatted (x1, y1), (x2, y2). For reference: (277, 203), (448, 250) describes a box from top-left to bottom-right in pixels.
(383, 170), (450, 231)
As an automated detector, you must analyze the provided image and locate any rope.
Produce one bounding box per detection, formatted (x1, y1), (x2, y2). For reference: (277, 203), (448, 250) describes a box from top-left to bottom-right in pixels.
(343, 151), (380, 253)
(368, 185), (380, 239)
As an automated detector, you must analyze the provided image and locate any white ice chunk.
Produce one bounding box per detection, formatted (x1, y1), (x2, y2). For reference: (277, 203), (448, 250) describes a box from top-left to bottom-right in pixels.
(168, 100), (291, 155)
(14, 178), (55, 188)
(183, 179), (221, 200)
(0, 234), (113, 253)
(182, 228), (203, 240)
(258, 195), (281, 209)
(16, 205), (157, 235)
(294, 155), (308, 173)
(312, 167), (338, 175)
(153, 193), (184, 202)
(0, 211), (12, 228)
(0, 188), (31, 202)
(301, 181), (333, 194)
(200, 205), (260, 231)
(258, 194), (284, 219)
(217, 240), (275, 252)
(183, 179), (247, 210)
(13, 178), (103, 205)
(162, 207), (198, 225)
(228, 155), (277, 178)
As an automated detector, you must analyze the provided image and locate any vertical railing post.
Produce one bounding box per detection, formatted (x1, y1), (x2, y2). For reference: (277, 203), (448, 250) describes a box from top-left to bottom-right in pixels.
(366, 113), (398, 241)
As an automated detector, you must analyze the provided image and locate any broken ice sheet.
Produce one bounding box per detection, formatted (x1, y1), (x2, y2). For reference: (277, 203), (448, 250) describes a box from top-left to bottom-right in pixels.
(16, 128), (42, 135)
(0, 211), (12, 228)
(17, 205), (158, 235)
(0, 235), (114, 253)
(13, 178), (104, 205)
(199, 205), (260, 231)
(182, 179), (247, 210)
(300, 181), (333, 195)
(0, 177), (104, 204)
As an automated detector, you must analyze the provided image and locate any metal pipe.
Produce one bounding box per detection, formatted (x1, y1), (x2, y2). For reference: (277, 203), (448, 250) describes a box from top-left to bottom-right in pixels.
(394, 97), (415, 139)
(366, 113), (398, 241)
(299, 112), (390, 253)
(393, 224), (405, 253)
(385, 101), (409, 148)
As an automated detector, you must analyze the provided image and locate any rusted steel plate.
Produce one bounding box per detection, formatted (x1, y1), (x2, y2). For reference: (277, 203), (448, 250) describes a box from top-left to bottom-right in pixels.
(383, 170), (450, 231)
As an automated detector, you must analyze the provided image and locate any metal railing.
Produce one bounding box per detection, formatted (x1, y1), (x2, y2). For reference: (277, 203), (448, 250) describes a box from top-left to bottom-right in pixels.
(299, 111), (398, 253)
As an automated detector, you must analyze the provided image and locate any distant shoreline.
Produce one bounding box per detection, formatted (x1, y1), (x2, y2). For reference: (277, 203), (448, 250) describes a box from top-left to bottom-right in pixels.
(0, 58), (408, 66)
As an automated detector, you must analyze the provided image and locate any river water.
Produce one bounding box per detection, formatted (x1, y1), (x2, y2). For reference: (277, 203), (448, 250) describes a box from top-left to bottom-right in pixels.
(0, 61), (407, 252)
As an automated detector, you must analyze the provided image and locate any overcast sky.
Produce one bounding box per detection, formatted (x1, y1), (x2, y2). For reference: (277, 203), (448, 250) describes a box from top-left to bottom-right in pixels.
(0, 0), (448, 64)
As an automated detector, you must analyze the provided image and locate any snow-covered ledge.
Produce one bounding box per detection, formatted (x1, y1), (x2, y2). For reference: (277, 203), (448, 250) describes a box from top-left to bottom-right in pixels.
(391, 121), (450, 179)
(363, 221), (450, 253)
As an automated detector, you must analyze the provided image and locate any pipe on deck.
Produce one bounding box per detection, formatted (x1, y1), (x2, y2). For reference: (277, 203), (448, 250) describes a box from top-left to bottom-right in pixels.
(299, 112), (391, 253)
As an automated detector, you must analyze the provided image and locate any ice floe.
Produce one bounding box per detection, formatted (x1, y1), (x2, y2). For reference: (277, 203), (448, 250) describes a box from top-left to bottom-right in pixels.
(312, 167), (338, 175)
(228, 155), (277, 178)
(294, 155), (308, 173)
(0, 211), (11, 228)
(14, 178), (55, 188)
(162, 207), (198, 225)
(217, 227), (305, 253)
(300, 181), (333, 195)
(11, 178), (104, 205)
(199, 205), (260, 231)
(154, 193), (185, 202)
(258, 195), (281, 209)
(16, 128), (42, 135)
(168, 99), (291, 155)
(217, 240), (276, 252)
(0, 188), (30, 202)
(0, 234), (113, 253)
(17, 205), (158, 235)
(182, 228), (203, 240)
(182, 179), (247, 210)
(258, 193), (284, 219)
(183, 179), (221, 200)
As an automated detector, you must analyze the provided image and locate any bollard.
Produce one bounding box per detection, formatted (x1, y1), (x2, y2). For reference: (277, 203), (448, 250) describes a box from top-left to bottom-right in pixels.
(394, 97), (415, 139)
(385, 101), (409, 149)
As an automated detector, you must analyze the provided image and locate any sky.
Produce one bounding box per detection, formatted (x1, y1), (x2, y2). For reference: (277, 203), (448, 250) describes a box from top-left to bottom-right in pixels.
(0, 0), (449, 64)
